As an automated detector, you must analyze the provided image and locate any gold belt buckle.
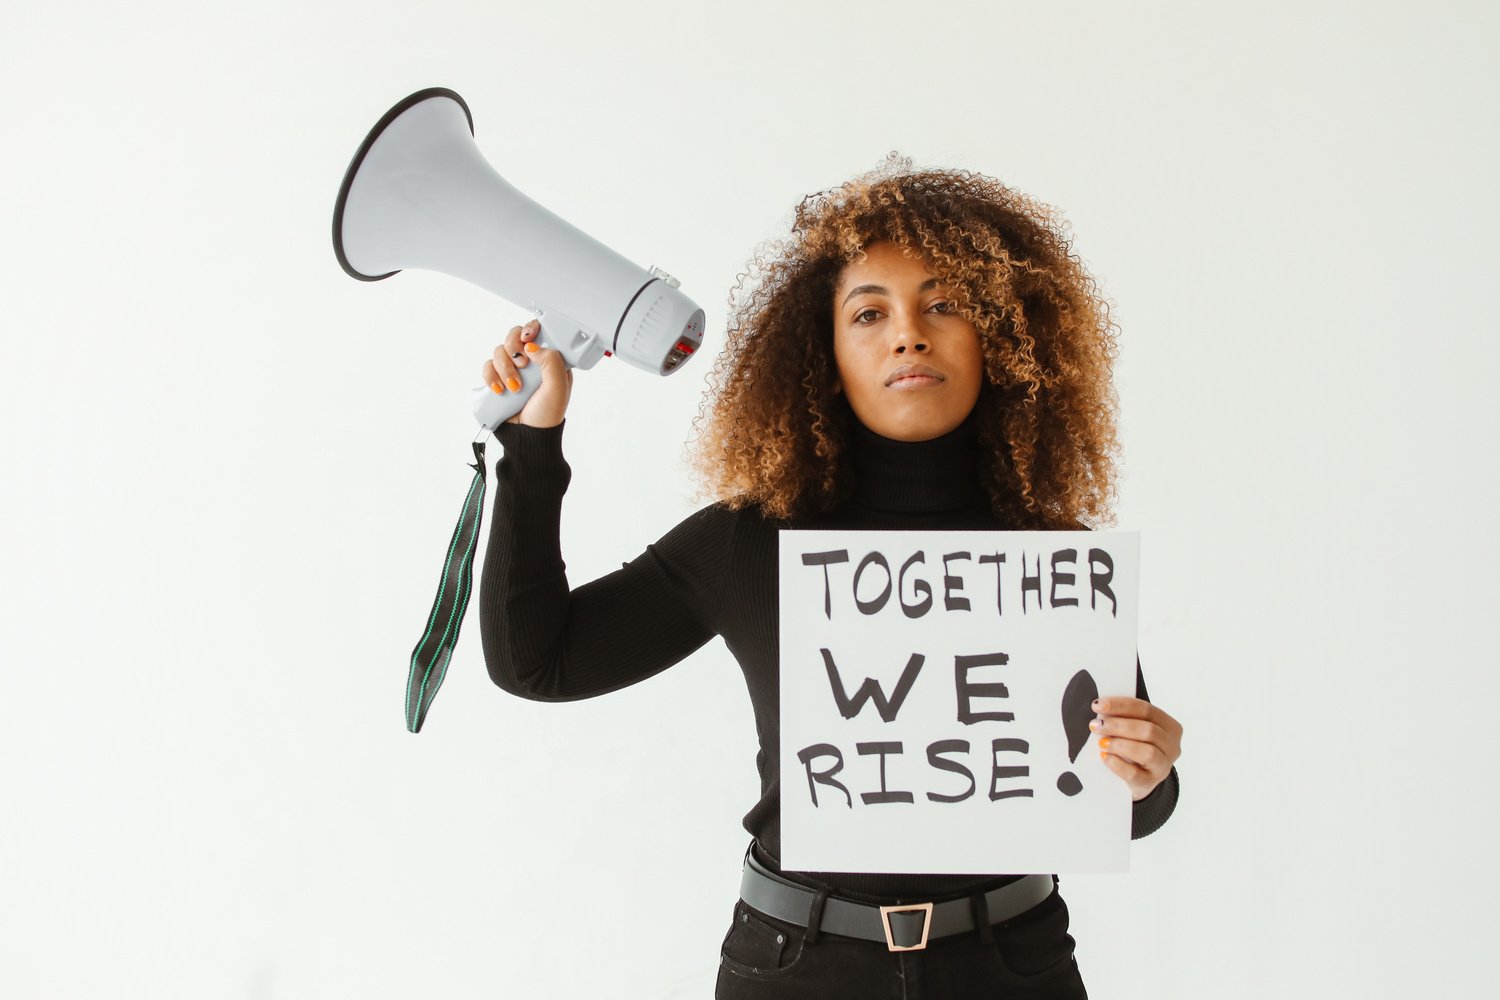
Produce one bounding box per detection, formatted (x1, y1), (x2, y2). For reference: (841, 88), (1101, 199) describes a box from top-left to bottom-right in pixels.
(878, 902), (935, 952)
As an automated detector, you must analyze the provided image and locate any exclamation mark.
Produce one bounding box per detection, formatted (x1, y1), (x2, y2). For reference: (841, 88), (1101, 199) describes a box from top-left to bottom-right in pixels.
(1057, 669), (1099, 796)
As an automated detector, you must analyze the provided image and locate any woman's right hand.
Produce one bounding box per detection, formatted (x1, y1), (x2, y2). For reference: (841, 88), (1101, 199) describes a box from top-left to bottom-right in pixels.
(481, 318), (574, 428)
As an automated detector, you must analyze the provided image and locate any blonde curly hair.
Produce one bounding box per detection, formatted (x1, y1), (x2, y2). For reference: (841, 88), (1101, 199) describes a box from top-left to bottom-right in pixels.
(689, 152), (1123, 529)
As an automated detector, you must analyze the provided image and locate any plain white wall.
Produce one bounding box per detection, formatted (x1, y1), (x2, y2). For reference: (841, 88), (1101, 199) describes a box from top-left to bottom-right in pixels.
(2, 1), (1495, 996)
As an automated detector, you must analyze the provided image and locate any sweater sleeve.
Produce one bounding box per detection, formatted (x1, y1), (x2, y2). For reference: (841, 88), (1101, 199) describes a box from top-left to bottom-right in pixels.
(478, 420), (735, 702)
(1129, 656), (1180, 839)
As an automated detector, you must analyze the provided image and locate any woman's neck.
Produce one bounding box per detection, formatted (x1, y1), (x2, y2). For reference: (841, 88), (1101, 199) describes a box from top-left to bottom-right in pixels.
(846, 410), (987, 515)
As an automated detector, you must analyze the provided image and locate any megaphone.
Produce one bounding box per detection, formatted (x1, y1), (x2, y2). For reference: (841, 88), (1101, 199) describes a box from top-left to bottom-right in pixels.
(332, 87), (706, 431)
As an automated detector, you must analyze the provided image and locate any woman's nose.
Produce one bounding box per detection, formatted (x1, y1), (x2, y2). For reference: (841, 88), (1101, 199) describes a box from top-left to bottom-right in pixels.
(892, 327), (929, 353)
(890, 311), (929, 353)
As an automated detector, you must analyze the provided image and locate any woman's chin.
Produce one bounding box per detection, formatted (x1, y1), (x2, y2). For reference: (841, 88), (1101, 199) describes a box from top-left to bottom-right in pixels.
(862, 414), (965, 442)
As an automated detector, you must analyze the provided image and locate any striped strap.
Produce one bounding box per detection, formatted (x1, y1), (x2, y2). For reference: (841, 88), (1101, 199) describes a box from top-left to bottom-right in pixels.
(405, 437), (489, 733)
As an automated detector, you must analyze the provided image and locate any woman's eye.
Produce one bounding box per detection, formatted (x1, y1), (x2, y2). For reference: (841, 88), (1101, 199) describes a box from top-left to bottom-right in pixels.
(852, 302), (953, 324)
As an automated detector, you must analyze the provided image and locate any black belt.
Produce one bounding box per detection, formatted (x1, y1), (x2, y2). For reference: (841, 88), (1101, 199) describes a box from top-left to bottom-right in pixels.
(738, 845), (1056, 952)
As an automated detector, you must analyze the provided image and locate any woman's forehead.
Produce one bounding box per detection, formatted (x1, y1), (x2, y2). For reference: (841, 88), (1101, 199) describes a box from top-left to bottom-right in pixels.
(834, 243), (947, 297)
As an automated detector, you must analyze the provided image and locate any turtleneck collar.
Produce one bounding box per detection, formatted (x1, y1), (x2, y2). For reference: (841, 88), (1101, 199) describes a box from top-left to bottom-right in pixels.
(846, 409), (988, 515)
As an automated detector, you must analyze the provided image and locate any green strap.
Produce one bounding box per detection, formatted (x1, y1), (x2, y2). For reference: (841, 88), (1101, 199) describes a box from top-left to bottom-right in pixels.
(405, 438), (489, 733)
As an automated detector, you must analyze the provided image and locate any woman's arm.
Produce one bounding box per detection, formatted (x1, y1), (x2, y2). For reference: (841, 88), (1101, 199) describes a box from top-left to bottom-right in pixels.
(478, 420), (735, 702)
(1114, 658), (1181, 839)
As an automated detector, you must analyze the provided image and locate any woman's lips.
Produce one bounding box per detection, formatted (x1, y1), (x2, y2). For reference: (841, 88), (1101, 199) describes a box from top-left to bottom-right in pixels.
(886, 363), (945, 386)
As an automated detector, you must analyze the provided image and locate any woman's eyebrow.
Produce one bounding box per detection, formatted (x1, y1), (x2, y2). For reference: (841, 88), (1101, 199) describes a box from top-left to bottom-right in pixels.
(841, 277), (941, 307)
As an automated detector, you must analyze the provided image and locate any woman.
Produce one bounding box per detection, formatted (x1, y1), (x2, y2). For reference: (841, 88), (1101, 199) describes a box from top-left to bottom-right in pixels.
(477, 153), (1183, 998)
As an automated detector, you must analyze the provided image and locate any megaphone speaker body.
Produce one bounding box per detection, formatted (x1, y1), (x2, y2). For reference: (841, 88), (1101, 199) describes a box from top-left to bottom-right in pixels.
(333, 88), (705, 430)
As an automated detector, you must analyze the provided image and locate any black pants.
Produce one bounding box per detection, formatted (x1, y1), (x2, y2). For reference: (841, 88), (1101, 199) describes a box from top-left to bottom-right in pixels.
(715, 876), (1087, 999)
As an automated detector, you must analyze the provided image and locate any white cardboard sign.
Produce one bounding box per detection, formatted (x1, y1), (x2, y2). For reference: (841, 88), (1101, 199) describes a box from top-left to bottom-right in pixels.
(777, 530), (1139, 875)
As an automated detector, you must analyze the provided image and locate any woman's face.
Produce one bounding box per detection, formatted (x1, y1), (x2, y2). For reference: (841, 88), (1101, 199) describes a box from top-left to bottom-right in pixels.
(831, 241), (984, 442)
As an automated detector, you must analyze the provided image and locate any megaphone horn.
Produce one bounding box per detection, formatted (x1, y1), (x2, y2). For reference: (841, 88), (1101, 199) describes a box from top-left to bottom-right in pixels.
(332, 87), (706, 431)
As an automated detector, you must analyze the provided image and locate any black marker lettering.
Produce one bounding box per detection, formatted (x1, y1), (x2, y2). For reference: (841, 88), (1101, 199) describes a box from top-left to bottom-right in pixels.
(989, 738), (1033, 800)
(898, 550), (933, 619)
(942, 551), (972, 612)
(926, 739), (975, 803)
(1088, 548), (1117, 617)
(853, 551), (893, 615)
(1020, 551), (1043, 613)
(1050, 548), (1078, 608)
(801, 549), (850, 620)
(978, 552), (1007, 614)
(857, 741), (913, 804)
(955, 651), (1013, 724)
(797, 743), (852, 808)
(820, 648), (926, 722)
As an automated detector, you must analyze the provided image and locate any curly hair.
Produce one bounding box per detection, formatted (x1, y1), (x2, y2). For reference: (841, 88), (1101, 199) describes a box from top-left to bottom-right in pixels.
(687, 152), (1123, 529)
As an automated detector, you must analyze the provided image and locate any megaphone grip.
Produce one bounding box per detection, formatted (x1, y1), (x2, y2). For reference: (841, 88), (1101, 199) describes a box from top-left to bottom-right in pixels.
(471, 346), (572, 432)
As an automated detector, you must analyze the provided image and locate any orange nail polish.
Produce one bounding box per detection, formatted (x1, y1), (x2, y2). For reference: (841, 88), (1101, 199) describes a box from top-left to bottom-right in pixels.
(524, 342), (539, 354)
(1099, 737), (1112, 750)
(1099, 750), (1108, 760)
(490, 382), (503, 394)
(507, 376), (521, 391)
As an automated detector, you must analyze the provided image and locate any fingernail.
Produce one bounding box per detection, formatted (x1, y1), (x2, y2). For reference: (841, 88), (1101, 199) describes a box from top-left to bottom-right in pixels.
(1088, 718), (1102, 732)
(490, 382), (503, 394)
(506, 377), (521, 391)
(1093, 699), (1108, 712)
(512, 351), (524, 360)
(1099, 737), (1112, 750)
(1099, 750), (1108, 760)
(524, 343), (539, 354)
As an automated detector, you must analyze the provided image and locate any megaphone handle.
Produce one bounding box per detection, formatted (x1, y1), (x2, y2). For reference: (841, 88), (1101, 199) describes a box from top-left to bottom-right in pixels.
(469, 338), (572, 432)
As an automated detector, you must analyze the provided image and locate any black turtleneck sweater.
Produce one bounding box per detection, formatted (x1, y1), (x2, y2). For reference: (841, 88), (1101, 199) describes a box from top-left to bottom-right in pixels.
(479, 414), (1179, 903)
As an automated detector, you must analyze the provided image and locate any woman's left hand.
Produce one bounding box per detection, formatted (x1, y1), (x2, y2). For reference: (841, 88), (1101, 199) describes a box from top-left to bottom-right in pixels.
(1090, 697), (1183, 801)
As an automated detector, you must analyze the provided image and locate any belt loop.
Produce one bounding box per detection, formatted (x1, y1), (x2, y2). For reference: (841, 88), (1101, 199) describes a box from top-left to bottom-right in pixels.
(969, 890), (995, 945)
(804, 888), (830, 944)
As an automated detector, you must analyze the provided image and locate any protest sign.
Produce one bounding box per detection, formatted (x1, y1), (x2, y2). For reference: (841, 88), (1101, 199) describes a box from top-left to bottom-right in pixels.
(778, 529), (1139, 874)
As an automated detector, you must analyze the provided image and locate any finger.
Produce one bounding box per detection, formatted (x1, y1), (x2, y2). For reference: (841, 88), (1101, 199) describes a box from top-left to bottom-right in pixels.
(1101, 752), (1162, 802)
(531, 343), (565, 371)
(1100, 751), (1149, 791)
(1097, 698), (1183, 743)
(1092, 696), (1154, 719)
(479, 357), (515, 394)
(1089, 715), (1170, 748)
(528, 345), (572, 398)
(490, 343), (522, 393)
(522, 323), (554, 362)
(1097, 736), (1165, 771)
(510, 318), (541, 362)
(507, 319), (537, 356)
(501, 321), (531, 362)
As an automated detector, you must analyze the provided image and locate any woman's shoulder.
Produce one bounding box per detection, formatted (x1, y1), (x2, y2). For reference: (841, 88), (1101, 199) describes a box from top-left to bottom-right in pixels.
(696, 494), (791, 526)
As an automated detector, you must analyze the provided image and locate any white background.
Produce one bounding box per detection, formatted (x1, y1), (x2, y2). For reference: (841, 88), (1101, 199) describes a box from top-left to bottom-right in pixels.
(2, 2), (1495, 997)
